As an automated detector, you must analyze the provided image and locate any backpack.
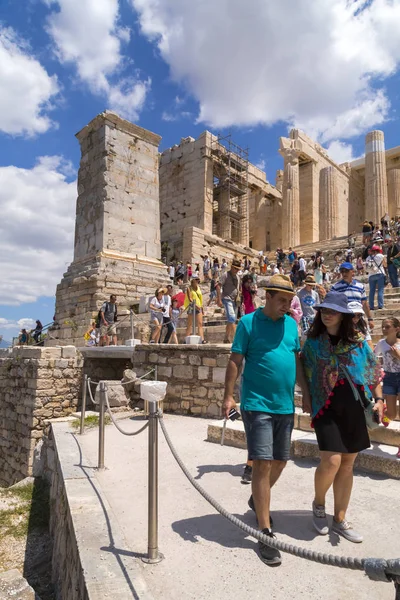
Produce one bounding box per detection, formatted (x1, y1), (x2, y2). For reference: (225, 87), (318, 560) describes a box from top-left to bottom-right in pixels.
(95, 302), (117, 327)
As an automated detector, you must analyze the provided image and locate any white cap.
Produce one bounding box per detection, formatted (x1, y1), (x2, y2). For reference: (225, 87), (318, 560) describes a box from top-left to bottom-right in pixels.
(348, 301), (365, 315)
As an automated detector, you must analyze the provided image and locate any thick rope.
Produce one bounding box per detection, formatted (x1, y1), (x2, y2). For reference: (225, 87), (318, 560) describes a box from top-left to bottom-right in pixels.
(158, 413), (400, 584)
(103, 389), (148, 437)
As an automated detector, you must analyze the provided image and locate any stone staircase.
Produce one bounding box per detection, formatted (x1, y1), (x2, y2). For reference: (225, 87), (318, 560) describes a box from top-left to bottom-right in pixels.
(207, 396), (400, 478)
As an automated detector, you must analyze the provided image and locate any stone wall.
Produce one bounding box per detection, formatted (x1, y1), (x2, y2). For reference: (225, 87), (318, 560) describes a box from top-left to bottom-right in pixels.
(0, 346), (82, 486)
(130, 344), (231, 417)
(181, 226), (259, 268)
(49, 431), (88, 600)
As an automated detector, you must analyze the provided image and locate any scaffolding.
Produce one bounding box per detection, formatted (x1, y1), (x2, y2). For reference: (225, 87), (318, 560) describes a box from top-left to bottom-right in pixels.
(210, 134), (250, 245)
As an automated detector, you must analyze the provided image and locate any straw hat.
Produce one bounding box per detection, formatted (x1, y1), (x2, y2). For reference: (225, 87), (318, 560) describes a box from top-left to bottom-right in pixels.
(304, 275), (317, 286)
(263, 274), (295, 296)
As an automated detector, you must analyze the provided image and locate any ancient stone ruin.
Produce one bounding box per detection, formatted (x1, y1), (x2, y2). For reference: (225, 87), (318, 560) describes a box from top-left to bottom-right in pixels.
(49, 111), (400, 347)
(52, 112), (167, 346)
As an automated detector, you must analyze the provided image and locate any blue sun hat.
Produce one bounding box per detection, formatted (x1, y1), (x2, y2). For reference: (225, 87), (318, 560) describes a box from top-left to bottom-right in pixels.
(313, 291), (353, 313)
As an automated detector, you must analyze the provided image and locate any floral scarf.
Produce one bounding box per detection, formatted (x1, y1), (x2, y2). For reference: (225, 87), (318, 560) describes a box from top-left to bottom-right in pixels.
(301, 333), (383, 422)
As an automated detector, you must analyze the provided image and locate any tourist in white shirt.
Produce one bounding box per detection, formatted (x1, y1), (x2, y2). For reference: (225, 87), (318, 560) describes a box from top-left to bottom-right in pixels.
(365, 245), (387, 310)
(298, 254), (306, 283)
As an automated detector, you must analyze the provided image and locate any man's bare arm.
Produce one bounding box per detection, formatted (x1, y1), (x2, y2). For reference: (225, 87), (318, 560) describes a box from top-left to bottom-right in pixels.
(222, 353), (244, 418)
(296, 354), (311, 414)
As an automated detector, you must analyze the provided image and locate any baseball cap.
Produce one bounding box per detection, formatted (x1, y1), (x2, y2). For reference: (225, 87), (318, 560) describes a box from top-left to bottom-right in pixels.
(339, 262), (354, 271)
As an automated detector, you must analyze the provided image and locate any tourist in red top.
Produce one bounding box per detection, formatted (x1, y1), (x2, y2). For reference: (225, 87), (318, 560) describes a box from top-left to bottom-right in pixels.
(241, 274), (256, 315)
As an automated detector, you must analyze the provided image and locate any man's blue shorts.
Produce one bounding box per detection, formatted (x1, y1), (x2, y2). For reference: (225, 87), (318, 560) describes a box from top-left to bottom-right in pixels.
(222, 298), (237, 324)
(241, 410), (294, 461)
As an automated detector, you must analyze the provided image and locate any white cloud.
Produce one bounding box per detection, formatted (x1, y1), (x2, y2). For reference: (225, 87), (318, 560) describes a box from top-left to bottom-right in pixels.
(45, 0), (150, 120)
(324, 140), (355, 164)
(0, 318), (36, 331)
(131, 0), (400, 141)
(0, 26), (59, 136)
(0, 156), (76, 306)
(255, 159), (266, 171)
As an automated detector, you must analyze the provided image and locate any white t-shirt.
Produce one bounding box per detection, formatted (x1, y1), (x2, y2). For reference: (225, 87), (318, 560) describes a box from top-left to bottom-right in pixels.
(299, 258), (306, 271)
(168, 265), (175, 277)
(374, 339), (400, 373)
(150, 297), (165, 313)
(366, 253), (385, 275)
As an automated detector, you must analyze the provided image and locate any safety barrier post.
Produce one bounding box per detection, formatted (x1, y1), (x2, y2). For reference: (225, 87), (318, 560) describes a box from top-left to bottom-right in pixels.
(192, 300), (196, 336)
(80, 374), (88, 435)
(98, 381), (106, 470)
(142, 398), (163, 564)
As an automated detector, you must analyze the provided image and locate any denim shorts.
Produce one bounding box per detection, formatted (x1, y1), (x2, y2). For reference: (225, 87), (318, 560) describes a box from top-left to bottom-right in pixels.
(382, 371), (400, 395)
(241, 410), (294, 461)
(222, 298), (237, 324)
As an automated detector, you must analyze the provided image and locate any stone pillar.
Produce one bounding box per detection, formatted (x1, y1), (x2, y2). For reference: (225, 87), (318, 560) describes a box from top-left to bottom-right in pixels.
(218, 190), (231, 239)
(319, 166), (338, 240)
(365, 130), (389, 224)
(51, 111), (167, 346)
(238, 193), (249, 246)
(388, 167), (400, 218)
(281, 150), (300, 248)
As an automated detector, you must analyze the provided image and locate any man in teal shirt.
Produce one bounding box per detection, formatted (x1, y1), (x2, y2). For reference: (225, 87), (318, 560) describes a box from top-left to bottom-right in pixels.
(223, 275), (310, 566)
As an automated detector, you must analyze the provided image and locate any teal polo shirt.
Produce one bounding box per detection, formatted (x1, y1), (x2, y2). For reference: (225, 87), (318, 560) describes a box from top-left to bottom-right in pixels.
(232, 308), (300, 414)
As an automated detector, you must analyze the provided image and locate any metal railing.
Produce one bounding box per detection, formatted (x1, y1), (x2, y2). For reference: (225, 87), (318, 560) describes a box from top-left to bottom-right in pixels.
(78, 375), (400, 593)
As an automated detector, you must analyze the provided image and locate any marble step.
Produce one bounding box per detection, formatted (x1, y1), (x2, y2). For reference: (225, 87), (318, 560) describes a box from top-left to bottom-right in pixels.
(206, 419), (400, 479)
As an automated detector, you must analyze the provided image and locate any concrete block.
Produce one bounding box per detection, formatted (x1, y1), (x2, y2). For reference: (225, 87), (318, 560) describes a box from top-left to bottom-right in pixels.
(140, 381), (167, 402)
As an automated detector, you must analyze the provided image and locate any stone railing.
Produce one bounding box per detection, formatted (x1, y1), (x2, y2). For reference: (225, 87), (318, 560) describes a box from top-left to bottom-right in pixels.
(0, 346), (82, 486)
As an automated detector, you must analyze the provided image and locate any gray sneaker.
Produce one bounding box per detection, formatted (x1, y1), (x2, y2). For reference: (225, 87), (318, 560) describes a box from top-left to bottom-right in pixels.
(312, 501), (329, 535)
(332, 519), (363, 543)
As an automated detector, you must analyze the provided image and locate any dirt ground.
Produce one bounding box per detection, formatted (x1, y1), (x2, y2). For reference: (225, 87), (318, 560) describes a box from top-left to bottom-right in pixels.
(0, 477), (54, 600)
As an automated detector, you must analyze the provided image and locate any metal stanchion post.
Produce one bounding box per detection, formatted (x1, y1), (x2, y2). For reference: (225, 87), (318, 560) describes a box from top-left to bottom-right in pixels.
(98, 381), (106, 470)
(80, 374), (88, 435)
(154, 365), (158, 381)
(192, 299), (196, 336)
(130, 309), (134, 341)
(142, 399), (163, 564)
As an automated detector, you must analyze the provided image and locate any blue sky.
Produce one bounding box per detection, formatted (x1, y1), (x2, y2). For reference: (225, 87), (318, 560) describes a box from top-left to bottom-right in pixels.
(1, 0), (400, 344)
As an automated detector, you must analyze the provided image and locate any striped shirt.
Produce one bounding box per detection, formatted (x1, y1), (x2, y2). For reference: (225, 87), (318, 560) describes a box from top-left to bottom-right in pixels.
(331, 278), (367, 303)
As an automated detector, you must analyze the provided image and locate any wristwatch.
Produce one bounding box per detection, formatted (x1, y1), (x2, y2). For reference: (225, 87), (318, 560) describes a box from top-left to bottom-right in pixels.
(374, 397), (384, 403)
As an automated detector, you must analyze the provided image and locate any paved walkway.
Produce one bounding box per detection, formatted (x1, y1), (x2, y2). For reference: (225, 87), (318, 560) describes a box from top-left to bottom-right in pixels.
(78, 414), (399, 600)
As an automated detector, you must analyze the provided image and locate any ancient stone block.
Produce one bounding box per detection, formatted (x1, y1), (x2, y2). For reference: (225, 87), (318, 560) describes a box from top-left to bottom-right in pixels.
(173, 365), (193, 379)
(198, 366), (209, 380)
(212, 368), (226, 384)
(203, 357), (217, 367)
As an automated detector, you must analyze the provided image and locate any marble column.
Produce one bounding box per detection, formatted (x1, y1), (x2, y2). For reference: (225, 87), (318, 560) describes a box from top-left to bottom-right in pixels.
(218, 190), (231, 239)
(282, 150), (300, 248)
(238, 193), (249, 246)
(365, 130), (389, 224)
(387, 167), (400, 218)
(319, 166), (338, 240)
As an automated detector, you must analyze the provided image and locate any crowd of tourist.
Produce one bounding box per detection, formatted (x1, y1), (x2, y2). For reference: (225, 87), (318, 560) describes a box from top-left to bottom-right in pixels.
(219, 219), (400, 567)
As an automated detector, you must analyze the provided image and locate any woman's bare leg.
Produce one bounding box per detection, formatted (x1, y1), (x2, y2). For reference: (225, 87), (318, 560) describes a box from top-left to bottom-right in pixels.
(314, 451), (341, 506)
(332, 453), (357, 522)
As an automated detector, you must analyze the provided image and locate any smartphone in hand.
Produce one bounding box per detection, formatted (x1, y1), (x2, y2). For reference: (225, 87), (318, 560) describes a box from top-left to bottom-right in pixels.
(228, 408), (241, 421)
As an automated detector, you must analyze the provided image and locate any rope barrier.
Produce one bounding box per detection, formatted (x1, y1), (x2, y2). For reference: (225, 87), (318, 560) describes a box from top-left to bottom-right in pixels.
(157, 412), (400, 588)
(103, 388), (149, 437)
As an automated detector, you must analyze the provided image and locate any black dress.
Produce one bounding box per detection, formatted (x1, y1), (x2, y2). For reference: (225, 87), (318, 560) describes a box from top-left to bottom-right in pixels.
(313, 335), (370, 454)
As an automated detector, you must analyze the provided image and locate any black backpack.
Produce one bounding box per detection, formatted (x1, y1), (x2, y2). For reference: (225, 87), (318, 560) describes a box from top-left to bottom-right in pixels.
(95, 302), (117, 328)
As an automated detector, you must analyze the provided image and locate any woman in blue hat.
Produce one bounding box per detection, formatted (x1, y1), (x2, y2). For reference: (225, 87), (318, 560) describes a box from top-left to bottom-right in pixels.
(302, 291), (384, 543)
